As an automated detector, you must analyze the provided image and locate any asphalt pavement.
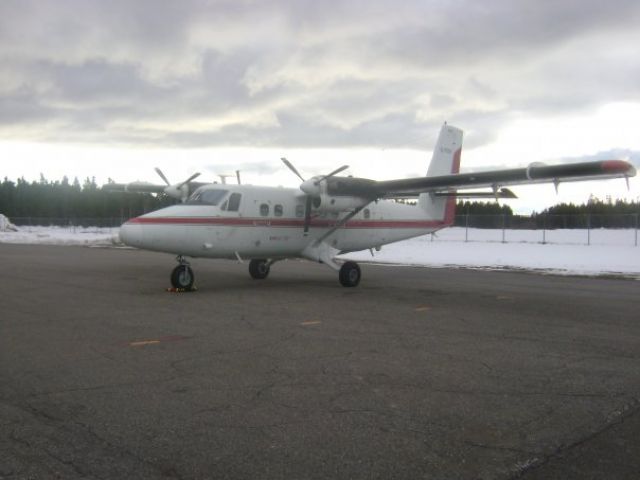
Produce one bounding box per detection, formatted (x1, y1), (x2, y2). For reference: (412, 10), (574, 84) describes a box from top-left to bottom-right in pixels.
(1, 244), (639, 479)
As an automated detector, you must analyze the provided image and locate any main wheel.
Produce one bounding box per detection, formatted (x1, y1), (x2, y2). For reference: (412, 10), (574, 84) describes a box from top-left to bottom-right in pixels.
(249, 259), (270, 280)
(171, 265), (195, 290)
(339, 261), (361, 287)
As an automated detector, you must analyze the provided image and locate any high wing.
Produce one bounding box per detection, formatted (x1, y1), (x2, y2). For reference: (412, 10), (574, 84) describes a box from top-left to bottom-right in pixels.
(375, 160), (636, 198)
(324, 160), (636, 199)
(102, 168), (207, 202)
(102, 181), (208, 195)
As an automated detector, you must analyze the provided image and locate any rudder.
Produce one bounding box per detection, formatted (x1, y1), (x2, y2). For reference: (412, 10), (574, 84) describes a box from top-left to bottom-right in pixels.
(419, 123), (463, 224)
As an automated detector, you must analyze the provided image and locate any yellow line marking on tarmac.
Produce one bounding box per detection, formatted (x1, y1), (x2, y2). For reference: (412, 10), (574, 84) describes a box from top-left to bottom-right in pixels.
(129, 340), (161, 347)
(414, 306), (431, 312)
(300, 321), (322, 326)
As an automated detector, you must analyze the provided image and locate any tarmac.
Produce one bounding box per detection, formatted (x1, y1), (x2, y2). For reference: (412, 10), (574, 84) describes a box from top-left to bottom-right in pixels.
(1, 243), (639, 479)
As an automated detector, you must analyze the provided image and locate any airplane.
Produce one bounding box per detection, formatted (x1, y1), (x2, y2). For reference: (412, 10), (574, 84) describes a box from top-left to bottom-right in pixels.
(111, 123), (636, 290)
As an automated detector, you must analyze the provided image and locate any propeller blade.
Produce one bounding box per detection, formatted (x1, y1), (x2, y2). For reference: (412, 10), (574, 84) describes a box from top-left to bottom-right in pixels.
(163, 172), (201, 202)
(154, 167), (170, 186)
(314, 165), (349, 184)
(176, 172), (201, 189)
(303, 195), (313, 235)
(281, 157), (306, 182)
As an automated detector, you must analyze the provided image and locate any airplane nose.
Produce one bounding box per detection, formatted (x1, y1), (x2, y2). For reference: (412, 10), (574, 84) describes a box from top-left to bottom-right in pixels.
(119, 221), (143, 247)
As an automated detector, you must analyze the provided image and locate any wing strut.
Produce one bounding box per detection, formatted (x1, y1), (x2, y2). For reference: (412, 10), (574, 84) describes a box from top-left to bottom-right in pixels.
(313, 204), (370, 245)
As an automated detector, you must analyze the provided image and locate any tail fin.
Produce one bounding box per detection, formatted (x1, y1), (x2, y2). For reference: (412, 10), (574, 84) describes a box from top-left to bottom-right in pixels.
(419, 123), (463, 225)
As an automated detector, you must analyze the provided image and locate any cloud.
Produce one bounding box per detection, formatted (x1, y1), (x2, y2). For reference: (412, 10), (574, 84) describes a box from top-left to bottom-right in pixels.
(1, 0), (639, 150)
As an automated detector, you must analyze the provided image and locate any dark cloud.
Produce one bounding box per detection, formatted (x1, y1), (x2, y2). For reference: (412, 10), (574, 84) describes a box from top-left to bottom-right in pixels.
(0, 88), (57, 125)
(0, 0), (639, 149)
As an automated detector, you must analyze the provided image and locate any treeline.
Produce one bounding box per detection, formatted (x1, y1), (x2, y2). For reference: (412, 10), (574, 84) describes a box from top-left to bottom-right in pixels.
(455, 199), (639, 229)
(541, 199), (640, 215)
(457, 199), (640, 216)
(1, 176), (638, 228)
(0, 176), (175, 225)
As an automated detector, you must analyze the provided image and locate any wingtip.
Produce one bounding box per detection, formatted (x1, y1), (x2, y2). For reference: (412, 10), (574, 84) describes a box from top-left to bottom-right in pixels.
(601, 160), (636, 177)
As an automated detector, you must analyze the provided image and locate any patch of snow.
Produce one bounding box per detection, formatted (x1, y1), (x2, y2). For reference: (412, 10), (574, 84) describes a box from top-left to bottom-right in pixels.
(0, 214), (18, 232)
(340, 227), (640, 279)
(0, 224), (638, 278)
(0, 225), (120, 246)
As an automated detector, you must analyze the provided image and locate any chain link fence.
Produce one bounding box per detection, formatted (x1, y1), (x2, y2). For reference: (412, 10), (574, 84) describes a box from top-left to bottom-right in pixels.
(6, 214), (640, 246)
(453, 213), (639, 246)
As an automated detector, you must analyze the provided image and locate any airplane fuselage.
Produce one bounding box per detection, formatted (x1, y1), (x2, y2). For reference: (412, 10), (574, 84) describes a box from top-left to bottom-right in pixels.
(120, 184), (451, 260)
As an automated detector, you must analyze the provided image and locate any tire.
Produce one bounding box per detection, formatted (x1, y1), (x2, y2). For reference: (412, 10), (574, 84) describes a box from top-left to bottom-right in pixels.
(249, 259), (270, 280)
(171, 265), (195, 290)
(339, 261), (361, 287)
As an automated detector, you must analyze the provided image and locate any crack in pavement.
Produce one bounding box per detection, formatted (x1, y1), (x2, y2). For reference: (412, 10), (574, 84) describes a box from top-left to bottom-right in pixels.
(506, 396), (640, 479)
(2, 398), (185, 480)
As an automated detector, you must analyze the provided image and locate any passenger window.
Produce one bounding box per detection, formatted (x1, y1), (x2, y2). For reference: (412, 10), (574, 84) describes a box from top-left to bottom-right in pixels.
(260, 204), (269, 216)
(295, 204), (304, 218)
(227, 193), (242, 212)
(274, 204), (283, 217)
(364, 208), (371, 219)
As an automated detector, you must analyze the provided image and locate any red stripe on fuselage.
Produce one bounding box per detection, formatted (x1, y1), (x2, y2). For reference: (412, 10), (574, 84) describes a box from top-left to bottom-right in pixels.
(126, 216), (448, 229)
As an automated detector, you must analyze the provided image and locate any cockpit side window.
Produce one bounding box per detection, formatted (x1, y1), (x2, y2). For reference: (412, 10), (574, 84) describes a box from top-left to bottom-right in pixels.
(186, 189), (228, 206)
(226, 193), (242, 212)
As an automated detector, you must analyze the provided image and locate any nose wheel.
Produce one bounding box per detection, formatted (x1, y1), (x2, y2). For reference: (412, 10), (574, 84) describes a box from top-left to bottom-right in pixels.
(171, 256), (195, 290)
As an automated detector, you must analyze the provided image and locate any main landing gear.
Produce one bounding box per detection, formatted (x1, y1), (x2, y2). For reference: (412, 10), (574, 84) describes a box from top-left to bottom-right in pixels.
(248, 258), (361, 287)
(168, 256), (361, 289)
(170, 256), (195, 290)
(249, 259), (270, 280)
(338, 261), (361, 287)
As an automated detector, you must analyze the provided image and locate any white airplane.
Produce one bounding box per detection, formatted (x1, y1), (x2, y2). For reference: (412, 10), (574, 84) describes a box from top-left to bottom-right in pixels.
(114, 124), (635, 290)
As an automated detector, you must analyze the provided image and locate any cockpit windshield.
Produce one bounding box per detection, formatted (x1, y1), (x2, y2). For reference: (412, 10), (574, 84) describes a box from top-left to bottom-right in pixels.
(186, 188), (228, 206)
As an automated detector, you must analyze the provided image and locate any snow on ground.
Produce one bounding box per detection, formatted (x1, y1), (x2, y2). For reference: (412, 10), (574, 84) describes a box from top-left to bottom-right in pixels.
(0, 225), (120, 247)
(0, 225), (638, 278)
(341, 228), (640, 279)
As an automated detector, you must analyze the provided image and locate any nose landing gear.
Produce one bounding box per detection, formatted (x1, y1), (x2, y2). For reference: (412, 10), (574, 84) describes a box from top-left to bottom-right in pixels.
(170, 256), (195, 290)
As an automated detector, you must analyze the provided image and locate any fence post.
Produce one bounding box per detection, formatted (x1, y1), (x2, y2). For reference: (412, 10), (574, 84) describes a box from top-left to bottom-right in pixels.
(635, 213), (638, 247)
(465, 213), (469, 242)
(542, 214), (546, 244)
(587, 213), (591, 246)
(501, 213), (506, 243)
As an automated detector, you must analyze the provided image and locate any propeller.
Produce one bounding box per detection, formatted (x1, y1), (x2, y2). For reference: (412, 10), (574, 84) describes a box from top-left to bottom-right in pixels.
(281, 157), (306, 182)
(281, 157), (349, 234)
(155, 168), (201, 202)
(154, 167), (171, 186)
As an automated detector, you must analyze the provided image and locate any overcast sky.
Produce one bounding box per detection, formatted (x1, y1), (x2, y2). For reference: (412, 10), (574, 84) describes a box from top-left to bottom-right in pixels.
(1, 0), (639, 213)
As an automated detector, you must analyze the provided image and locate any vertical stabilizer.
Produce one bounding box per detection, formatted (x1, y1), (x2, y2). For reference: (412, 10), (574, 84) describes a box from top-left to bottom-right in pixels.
(419, 123), (463, 224)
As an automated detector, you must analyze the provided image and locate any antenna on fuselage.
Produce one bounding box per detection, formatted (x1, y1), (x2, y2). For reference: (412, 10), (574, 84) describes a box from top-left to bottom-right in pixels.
(218, 172), (242, 185)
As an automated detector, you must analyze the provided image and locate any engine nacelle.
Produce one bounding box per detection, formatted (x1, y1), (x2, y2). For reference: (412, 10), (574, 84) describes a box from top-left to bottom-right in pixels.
(313, 194), (370, 213)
